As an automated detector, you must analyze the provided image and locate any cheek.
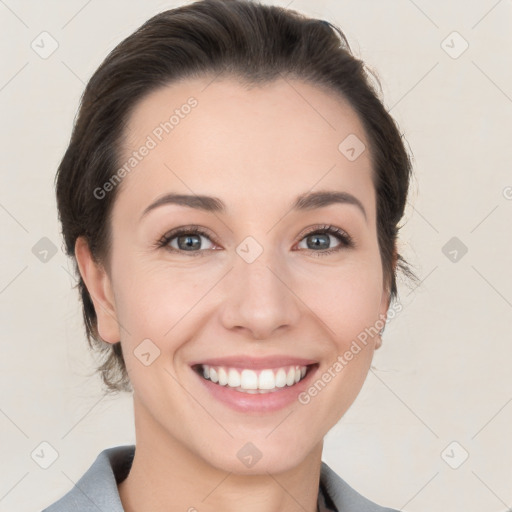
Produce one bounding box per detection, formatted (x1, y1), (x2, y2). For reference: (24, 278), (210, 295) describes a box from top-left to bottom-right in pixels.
(112, 270), (198, 394)
(294, 264), (383, 432)
(114, 274), (190, 333)
(111, 255), (213, 354)
(297, 256), (384, 344)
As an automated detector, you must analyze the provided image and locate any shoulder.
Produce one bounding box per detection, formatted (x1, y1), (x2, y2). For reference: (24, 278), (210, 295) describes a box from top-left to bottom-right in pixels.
(41, 445), (135, 512)
(320, 461), (401, 512)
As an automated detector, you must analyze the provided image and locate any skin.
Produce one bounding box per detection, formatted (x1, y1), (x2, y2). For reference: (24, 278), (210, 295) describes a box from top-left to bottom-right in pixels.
(76, 76), (393, 512)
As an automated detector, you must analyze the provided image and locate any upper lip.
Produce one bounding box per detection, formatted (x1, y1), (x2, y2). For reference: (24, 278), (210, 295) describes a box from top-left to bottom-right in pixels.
(190, 356), (318, 370)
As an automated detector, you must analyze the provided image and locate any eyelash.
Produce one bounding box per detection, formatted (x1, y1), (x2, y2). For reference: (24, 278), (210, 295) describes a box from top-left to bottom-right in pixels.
(156, 224), (355, 258)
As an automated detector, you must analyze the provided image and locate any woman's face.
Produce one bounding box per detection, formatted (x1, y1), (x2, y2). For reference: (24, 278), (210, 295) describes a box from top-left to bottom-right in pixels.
(86, 76), (390, 474)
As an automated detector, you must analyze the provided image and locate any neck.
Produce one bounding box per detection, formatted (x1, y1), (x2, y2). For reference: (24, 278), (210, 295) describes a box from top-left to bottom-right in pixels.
(118, 396), (324, 512)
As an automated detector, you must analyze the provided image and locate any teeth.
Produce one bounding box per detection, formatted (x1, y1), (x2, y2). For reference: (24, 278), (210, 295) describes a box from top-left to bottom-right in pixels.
(258, 369), (275, 390)
(241, 369), (258, 390)
(228, 368), (241, 388)
(218, 367), (228, 386)
(198, 364), (309, 392)
(275, 368), (287, 388)
(286, 367), (295, 386)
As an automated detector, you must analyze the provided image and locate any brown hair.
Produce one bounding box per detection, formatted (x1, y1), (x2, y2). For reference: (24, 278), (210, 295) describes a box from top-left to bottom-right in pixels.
(56, 0), (416, 394)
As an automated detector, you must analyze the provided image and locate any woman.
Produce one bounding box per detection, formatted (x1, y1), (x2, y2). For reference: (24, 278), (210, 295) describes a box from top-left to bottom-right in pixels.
(43, 0), (415, 510)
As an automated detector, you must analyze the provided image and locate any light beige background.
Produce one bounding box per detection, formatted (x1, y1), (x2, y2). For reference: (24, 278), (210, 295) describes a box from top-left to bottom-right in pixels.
(1, 1), (511, 511)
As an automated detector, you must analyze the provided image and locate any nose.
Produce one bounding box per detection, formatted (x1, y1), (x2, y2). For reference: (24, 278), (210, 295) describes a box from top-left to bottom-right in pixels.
(218, 248), (301, 340)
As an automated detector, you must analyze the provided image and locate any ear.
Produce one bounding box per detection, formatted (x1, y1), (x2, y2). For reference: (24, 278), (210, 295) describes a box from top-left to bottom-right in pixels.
(375, 245), (398, 350)
(75, 236), (120, 344)
(375, 292), (389, 351)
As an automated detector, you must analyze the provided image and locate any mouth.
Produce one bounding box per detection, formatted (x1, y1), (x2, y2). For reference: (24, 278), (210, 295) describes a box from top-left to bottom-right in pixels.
(192, 363), (318, 394)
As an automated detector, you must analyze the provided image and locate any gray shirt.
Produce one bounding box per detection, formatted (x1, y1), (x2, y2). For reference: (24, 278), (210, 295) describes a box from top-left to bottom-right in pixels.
(41, 445), (400, 512)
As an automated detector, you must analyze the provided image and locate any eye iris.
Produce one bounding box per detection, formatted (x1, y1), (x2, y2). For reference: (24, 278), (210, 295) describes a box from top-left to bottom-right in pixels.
(308, 233), (330, 250)
(178, 234), (201, 251)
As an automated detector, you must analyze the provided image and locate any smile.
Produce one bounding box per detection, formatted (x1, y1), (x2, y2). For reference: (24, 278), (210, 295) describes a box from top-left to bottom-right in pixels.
(195, 364), (310, 393)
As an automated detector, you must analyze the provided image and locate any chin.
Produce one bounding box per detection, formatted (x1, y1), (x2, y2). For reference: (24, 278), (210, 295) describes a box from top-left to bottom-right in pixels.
(197, 435), (319, 476)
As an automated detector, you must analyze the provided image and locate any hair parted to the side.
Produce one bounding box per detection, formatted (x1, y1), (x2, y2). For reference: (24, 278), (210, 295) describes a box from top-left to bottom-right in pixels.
(55, 0), (417, 395)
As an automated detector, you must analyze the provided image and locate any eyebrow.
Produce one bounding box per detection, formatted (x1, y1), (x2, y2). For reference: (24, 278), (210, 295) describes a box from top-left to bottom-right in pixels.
(140, 190), (367, 221)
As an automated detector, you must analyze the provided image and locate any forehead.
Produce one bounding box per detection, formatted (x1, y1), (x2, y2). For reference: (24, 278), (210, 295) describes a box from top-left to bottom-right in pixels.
(115, 76), (375, 220)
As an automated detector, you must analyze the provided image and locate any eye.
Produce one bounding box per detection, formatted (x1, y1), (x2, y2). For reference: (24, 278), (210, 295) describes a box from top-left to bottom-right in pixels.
(157, 225), (217, 257)
(156, 223), (354, 257)
(295, 224), (354, 257)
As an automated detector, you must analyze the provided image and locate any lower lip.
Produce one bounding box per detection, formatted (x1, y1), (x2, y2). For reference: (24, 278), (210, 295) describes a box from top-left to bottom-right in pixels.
(193, 365), (319, 413)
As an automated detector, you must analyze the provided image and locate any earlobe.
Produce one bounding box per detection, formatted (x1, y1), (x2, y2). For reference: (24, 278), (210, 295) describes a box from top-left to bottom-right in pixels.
(376, 281), (392, 352)
(375, 287), (391, 351)
(75, 236), (120, 344)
